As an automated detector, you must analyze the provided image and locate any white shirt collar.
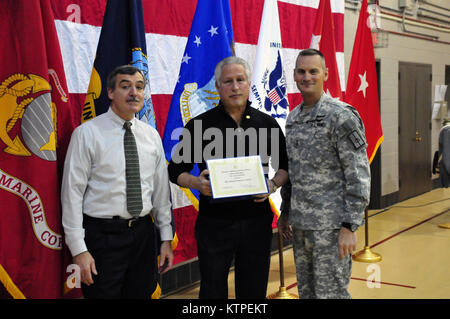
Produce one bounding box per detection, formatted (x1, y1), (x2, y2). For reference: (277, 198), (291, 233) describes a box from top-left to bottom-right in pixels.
(106, 107), (137, 128)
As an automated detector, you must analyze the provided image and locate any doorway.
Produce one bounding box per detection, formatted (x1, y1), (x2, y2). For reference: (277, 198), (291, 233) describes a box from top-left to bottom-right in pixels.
(398, 62), (432, 201)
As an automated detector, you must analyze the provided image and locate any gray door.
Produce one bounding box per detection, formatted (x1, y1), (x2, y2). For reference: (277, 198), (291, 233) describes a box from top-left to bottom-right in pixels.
(398, 62), (432, 201)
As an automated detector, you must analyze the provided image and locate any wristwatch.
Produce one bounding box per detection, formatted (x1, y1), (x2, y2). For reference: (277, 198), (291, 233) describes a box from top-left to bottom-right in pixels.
(342, 222), (358, 232)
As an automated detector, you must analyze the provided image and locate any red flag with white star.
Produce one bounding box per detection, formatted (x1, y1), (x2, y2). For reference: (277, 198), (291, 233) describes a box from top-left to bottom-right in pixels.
(310, 0), (343, 100)
(344, 0), (383, 163)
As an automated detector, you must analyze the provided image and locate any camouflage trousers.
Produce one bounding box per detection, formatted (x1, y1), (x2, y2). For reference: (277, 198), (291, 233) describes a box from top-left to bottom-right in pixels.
(292, 228), (352, 299)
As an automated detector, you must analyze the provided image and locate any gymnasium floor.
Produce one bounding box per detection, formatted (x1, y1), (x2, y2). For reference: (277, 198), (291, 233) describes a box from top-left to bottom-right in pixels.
(163, 187), (450, 299)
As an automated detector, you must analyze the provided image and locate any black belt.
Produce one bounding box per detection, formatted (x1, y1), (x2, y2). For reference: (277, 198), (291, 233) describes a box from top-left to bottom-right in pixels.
(83, 214), (150, 229)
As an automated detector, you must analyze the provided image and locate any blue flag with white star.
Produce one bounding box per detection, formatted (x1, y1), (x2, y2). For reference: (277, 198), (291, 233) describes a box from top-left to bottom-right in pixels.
(162, 0), (234, 208)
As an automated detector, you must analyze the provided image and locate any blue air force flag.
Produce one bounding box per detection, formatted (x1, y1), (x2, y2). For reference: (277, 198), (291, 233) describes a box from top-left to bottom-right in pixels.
(162, 0), (234, 207)
(249, 0), (289, 128)
(82, 0), (157, 129)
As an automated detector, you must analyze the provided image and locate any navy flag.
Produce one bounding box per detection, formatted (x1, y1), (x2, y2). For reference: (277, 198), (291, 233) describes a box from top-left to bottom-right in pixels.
(82, 0), (157, 129)
(80, 0), (163, 298)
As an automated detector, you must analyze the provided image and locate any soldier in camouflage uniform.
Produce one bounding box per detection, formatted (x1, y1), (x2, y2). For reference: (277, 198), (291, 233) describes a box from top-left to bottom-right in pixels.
(278, 49), (370, 299)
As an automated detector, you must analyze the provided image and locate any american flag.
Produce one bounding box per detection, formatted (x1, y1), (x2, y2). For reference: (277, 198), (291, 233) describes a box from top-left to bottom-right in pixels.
(268, 86), (283, 105)
(51, 0), (345, 267)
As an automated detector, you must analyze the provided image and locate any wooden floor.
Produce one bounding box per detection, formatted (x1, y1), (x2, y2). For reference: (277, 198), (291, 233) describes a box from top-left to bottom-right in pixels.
(163, 188), (450, 299)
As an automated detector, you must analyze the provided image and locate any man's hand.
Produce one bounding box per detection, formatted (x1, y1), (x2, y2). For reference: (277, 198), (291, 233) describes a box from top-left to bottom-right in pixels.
(338, 227), (357, 259)
(73, 251), (97, 286)
(159, 241), (174, 274)
(253, 193), (270, 202)
(197, 170), (212, 196)
(277, 214), (293, 241)
(177, 170), (211, 196)
(253, 178), (275, 202)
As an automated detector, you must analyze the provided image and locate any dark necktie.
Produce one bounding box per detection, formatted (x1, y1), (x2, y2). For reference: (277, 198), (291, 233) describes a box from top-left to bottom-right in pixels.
(123, 121), (143, 217)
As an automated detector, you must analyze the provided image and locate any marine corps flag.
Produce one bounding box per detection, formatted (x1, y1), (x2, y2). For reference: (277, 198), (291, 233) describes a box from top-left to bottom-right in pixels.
(0, 0), (77, 298)
(310, 0), (343, 100)
(344, 0), (383, 163)
(82, 0), (157, 129)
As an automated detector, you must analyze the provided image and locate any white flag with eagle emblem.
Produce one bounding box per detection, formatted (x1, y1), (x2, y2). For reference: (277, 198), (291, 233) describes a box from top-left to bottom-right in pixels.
(250, 0), (289, 130)
(249, 0), (289, 214)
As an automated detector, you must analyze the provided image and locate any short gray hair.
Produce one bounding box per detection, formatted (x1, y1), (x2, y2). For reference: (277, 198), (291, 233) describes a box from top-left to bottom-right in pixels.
(214, 56), (251, 87)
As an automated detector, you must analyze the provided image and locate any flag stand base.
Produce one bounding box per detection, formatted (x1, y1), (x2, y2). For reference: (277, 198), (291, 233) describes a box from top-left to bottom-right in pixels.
(352, 246), (382, 263)
(267, 286), (298, 299)
(266, 230), (298, 299)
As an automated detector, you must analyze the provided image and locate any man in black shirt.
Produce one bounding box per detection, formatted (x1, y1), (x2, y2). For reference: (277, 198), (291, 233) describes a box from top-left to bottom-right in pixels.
(168, 56), (288, 299)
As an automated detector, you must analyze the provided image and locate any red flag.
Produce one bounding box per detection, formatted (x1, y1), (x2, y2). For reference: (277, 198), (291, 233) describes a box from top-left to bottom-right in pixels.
(344, 0), (383, 163)
(0, 0), (78, 298)
(310, 0), (343, 100)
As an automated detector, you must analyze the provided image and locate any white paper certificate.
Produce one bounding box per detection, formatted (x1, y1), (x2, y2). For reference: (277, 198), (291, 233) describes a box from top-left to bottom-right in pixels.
(206, 156), (268, 199)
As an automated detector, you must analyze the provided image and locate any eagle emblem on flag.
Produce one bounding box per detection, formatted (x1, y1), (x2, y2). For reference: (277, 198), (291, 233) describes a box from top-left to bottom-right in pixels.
(262, 51), (288, 119)
(0, 73), (58, 159)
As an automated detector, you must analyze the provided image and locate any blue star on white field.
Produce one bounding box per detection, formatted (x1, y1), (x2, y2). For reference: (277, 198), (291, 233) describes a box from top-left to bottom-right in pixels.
(208, 25), (218, 37)
(358, 71), (369, 98)
(193, 36), (201, 47)
(182, 53), (191, 64)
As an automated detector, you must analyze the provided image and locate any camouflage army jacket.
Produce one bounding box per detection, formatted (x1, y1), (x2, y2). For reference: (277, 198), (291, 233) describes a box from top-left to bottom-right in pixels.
(284, 93), (370, 230)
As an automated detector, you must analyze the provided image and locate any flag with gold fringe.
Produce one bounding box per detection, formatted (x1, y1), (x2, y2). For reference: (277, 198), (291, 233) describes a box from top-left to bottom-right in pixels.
(0, 0), (77, 298)
(344, 0), (383, 163)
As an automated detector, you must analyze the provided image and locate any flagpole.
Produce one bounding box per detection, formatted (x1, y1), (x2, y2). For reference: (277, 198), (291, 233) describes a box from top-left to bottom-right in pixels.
(345, 0), (383, 264)
(352, 207), (382, 263)
(267, 230), (298, 299)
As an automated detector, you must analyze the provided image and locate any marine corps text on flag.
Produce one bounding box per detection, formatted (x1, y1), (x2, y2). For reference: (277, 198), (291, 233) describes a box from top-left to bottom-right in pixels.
(0, 0), (77, 299)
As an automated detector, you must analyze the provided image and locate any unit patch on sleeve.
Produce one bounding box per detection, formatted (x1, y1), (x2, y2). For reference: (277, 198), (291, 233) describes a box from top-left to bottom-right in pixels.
(348, 130), (365, 150)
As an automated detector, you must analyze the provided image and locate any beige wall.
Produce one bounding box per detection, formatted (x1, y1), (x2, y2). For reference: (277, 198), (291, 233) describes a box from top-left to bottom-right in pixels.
(344, 0), (450, 197)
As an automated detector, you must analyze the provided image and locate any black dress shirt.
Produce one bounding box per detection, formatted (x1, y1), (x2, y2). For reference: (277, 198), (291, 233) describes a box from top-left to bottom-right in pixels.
(168, 101), (288, 219)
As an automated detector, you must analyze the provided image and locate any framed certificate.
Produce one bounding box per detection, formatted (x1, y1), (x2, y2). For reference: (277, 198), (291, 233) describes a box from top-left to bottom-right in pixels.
(206, 155), (268, 199)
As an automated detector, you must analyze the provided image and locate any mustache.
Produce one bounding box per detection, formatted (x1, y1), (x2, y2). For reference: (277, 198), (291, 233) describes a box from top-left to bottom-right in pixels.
(126, 97), (140, 102)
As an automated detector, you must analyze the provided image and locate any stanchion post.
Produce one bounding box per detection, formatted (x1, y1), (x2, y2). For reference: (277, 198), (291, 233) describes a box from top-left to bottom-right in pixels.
(352, 207), (382, 263)
(266, 229), (298, 299)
